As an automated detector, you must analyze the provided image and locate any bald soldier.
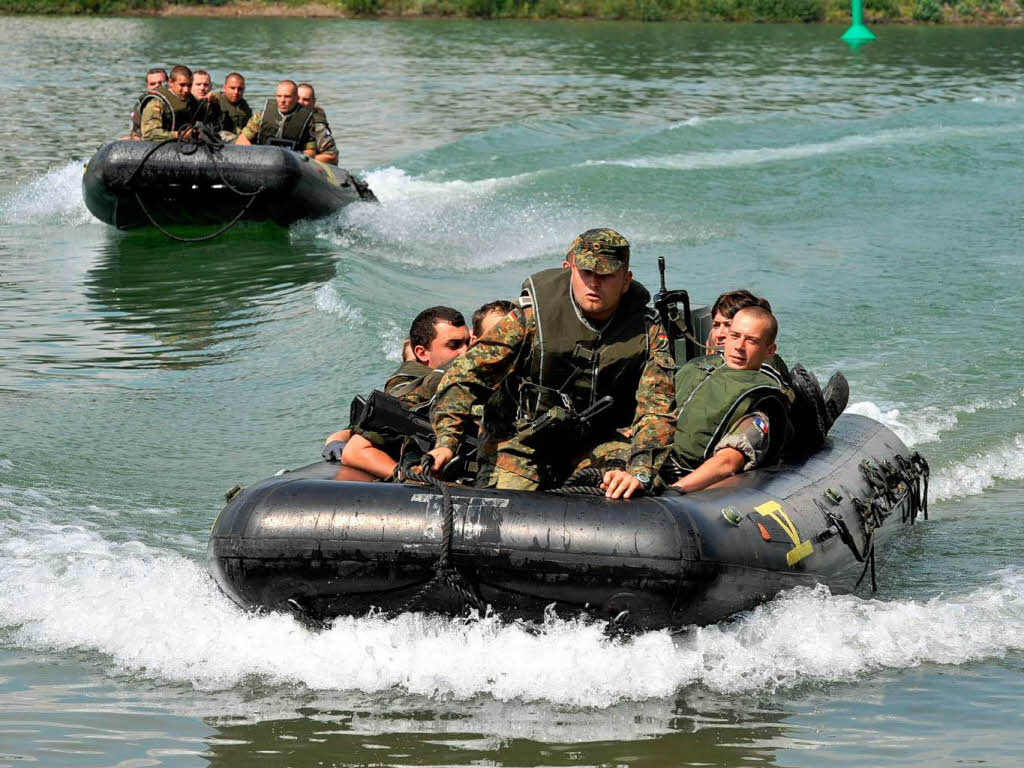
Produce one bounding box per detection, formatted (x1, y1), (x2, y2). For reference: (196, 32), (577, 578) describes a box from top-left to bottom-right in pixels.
(214, 72), (252, 141)
(235, 80), (317, 156)
(296, 83), (339, 165)
(665, 306), (794, 493)
(139, 65), (198, 141)
(426, 228), (676, 500)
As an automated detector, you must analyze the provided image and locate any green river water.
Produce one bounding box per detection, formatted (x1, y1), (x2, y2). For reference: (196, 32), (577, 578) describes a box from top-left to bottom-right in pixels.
(2, 16), (1024, 767)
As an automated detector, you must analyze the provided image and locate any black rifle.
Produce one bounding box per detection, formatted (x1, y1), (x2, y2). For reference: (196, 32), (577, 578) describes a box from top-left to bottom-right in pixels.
(351, 390), (478, 454)
(516, 395), (617, 445)
(652, 255), (697, 364)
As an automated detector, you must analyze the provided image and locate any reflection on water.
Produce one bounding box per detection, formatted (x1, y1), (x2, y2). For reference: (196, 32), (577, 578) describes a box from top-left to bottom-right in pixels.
(200, 692), (788, 767)
(82, 228), (336, 369)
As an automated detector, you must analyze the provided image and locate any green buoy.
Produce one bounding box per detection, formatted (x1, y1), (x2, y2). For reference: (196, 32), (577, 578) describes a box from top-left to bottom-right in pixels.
(841, 0), (876, 49)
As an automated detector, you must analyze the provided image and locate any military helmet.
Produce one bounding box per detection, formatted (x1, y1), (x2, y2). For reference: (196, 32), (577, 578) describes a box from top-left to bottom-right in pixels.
(566, 228), (630, 275)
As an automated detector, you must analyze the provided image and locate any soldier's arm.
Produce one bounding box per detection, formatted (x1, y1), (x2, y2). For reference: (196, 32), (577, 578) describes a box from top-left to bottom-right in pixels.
(314, 120), (339, 164)
(626, 320), (677, 477)
(234, 112), (261, 145)
(140, 100), (176, 142)
(430, 306), (531, 455)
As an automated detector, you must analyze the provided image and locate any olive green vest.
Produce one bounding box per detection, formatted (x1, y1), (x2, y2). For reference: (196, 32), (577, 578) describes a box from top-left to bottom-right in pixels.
(141, 84), (195, 132)
(385, 360), (435, 399)
(216, 93), (252, 135)
(516, 267), (652, 436)
(256, 100), (314, 148)
(672, 354), (791, 470)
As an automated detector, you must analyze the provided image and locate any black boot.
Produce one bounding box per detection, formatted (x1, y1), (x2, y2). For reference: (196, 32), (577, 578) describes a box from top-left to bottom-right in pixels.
(822, 372), (849, 429)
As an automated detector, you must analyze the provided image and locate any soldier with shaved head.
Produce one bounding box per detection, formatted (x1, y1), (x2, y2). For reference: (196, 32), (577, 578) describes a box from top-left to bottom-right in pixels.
(235, 79), (316, 156)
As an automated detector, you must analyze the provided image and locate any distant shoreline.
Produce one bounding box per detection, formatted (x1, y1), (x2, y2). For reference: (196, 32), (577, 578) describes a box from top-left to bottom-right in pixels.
(2, 0), (1022, 24)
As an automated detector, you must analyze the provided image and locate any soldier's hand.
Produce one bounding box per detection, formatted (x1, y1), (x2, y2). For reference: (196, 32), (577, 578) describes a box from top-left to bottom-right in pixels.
(601, 469), (642, 500)
(321, 440), (345, 462)
(425, 446), (454, 475)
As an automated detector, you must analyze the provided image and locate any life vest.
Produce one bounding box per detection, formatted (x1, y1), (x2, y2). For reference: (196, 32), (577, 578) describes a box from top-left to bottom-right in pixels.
(139, 84), (195, 132)
(256, 99), (314, 149)
(514, 267), (653, 438)
(671, 354), (791, 470)
(215, 93), (252, 135)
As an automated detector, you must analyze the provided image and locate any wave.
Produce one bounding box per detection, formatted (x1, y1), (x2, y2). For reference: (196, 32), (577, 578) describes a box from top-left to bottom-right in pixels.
(589, 123), (1024, 173)
(312, 284), (366, 324)
(931, 434), (1024, 502)
(2, 492), (1023, 705)
(847, 389), (1022, 447)
(0, 160), (95, 226)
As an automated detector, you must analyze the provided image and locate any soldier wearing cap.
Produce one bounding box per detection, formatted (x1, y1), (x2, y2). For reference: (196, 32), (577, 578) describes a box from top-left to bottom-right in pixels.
(426, 228), (676, 500)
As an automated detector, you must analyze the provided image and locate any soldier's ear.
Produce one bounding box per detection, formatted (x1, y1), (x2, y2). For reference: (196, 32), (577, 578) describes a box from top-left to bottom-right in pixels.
(621, 270), (633, 294)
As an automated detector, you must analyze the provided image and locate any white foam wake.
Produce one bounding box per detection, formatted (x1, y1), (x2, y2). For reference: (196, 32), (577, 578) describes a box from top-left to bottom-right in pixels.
(591, 123), (1024, 173)
(2, 496), (1023, 705)
(320, 166), (583, 270)
(0, 160), (94, 226)
(312, 284), (366, 324)
(848, 390), (1022, 447)
(931, 434), (1024, 502)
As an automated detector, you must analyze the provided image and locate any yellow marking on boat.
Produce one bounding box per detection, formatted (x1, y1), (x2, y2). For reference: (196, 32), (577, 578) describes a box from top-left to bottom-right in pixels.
(753, 500), (814, 566)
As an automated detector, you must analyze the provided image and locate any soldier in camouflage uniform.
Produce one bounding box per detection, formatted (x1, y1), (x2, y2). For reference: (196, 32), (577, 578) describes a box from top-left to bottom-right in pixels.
(427, 229), (676, 500)
(665, 306), (793, 493)
(235, 80), (317, 157)
(297, 84), (339, 165)
(139, 65), (199, 142)
(328, 307), (470, 478)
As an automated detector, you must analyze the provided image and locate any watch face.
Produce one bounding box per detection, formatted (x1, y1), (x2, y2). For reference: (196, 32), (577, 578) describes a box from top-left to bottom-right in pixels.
(634, 472), (651, 485)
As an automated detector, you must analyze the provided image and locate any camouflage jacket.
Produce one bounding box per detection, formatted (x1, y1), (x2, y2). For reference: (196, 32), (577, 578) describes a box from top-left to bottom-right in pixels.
(431, 303), (676, 478)
(311, 106), (338, 159)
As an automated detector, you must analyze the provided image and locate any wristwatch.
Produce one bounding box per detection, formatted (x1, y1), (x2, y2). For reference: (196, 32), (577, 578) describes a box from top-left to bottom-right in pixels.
(632, 471), (652, 489)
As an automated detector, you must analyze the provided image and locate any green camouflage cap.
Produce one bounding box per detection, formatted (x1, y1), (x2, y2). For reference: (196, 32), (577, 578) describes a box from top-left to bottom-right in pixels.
(566, 228), (630, 275)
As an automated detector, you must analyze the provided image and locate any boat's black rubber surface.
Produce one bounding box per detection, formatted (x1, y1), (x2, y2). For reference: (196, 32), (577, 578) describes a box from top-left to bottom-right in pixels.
(83, 140), (373, 230)
(208, 414), (928, 629)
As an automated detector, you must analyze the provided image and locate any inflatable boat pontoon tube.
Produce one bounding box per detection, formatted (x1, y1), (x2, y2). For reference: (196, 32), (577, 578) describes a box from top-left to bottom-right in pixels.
(83, 140), (374, 230)
(208, 414), (928, 629)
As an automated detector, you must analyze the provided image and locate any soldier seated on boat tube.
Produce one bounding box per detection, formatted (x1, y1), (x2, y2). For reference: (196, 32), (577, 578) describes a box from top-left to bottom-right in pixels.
(214, 72), (252, 143)
(425, 228), (676, 501)
(139, 65), (200, 142)
(324, 306), (471, 478)
(188, 69), (222, 126)
(127, 67), (167, 139)
(235, 80), (317, 157)
(296, 83), (339, 165)
(663, 306), (795, 493)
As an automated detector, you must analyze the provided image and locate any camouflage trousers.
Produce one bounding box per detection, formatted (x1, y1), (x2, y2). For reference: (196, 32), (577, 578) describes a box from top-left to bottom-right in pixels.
(475, 433), (630, 492)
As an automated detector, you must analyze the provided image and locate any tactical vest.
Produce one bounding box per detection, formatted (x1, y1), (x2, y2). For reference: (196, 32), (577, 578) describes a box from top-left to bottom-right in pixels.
(515, 267), (653, 437)
(140, 84), (194, 132)
(672, 354), (791, 470)
(256, 100), (314, 149)
(385, 360), (435, 400)
(216, 93), (252, 134)
(130, 91), (149, 136)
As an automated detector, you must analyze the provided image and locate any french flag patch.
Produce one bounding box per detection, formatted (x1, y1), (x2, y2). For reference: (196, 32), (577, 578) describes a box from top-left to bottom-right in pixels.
(753, 417), (768, 434)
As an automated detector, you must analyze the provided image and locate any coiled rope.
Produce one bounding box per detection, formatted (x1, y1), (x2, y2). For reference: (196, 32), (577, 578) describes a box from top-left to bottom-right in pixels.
(123, 125), (264, 243)
(397, 457), (487, 615)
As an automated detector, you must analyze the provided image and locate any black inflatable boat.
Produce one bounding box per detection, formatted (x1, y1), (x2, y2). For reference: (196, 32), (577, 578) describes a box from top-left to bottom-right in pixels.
(83, 140), (375, 232)
(208, 414), (929, 630)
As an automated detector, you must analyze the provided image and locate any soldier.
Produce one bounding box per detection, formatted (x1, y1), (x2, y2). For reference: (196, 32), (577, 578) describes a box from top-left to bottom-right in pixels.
(706, 289), (770, 352)
(470, 300), (514, 344)
(139, 65), (198, 142)
(128, 67), (167, 139)
(334, 307), (470, 478)
(296, 83), (339, 165)
(235, 80), (317, 157)
(426, 228), (676, 500)
(188, 69), (220, 125)
(215, 72), (252, 141)
(666, 306), (793, 493)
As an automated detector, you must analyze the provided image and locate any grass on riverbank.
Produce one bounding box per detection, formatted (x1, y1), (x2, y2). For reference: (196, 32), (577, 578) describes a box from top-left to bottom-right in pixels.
(2, 0), (1021, 23)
